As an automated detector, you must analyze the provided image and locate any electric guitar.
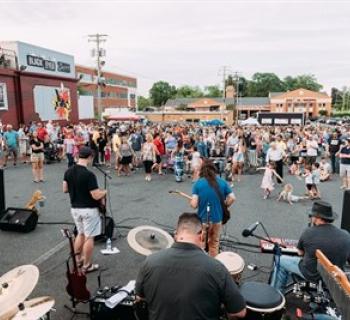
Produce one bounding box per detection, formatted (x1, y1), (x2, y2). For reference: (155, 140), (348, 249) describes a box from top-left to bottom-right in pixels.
(62, 229), (90, 302)
(169, 189), (231, 225)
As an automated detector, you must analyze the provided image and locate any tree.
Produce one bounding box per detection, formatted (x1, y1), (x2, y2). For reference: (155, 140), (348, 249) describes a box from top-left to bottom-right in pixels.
(204, 85), (222, 97)
(283, 74), (322, 92)
(137, 96), (151, 110)
(149, 81), (177, 106)
(176, 85), (203, 98)
(247, 73), (285, 97)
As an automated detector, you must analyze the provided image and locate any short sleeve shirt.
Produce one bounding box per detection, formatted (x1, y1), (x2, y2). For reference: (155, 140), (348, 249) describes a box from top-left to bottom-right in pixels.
(298, 224), (350, 281)
(340, 145), (350, 165)
(136, 242), (245, 320)
(192, 177), (233, 223)
(63, 165), (100, 208)
(4, 131), (18, 148)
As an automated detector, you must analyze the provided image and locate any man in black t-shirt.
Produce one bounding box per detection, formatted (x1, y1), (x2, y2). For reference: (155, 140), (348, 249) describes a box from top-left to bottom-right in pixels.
(271, 201), (350, 292)
(63, 146), (106, 273)
(136, 213), (246, 320)
(328, 131), (341, 174)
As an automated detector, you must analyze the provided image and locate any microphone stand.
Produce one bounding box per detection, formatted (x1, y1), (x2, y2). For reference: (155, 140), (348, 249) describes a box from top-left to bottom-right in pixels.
(248, 225), (286, 286)
(93, 164), (112, 241)
(205, 203), (210, 253)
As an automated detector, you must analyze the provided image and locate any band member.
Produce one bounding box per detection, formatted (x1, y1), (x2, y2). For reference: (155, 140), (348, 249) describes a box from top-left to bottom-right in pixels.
(190, 159), (235, 257)
(135, 213), (246, 320)
(271, 201), (350, 293)
(63, 146), (106, 273)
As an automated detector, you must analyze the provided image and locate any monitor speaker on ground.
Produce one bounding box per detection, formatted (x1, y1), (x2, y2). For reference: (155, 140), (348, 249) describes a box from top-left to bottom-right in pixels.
(340, 190), (350, 233)
(0, 169), (5, 216)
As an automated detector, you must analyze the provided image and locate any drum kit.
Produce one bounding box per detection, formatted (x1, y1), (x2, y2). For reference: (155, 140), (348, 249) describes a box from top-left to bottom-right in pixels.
(0, 265), (55, 320)
(127, 225), (286, 320)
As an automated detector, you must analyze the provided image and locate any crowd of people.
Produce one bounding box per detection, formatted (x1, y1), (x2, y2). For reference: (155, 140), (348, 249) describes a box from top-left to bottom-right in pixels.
(1, 118), (349, 319)
(1, 119), (349, 191)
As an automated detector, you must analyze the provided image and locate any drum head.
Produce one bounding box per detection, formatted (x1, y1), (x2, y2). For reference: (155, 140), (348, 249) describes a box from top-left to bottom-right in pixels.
(215, 252), (245, 274)
(240, 282), (283, 310)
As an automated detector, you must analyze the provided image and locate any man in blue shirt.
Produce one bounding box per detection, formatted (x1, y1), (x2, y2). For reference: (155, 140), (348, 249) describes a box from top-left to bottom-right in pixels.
(3, 124), (18, 167)
(190, 159), (235, 256)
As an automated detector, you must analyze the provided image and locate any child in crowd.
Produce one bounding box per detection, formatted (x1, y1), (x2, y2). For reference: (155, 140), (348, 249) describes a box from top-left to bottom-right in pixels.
(63, 133), (75, 167)
(289, 161), (301, 176)
(312, 162), (321, 199)
(105, 142), (112, 168)
(257, 162), (283, 199)
(277, 183), (308, 205)
(320, 157), (331, 182)
(303, 165), (318, 199)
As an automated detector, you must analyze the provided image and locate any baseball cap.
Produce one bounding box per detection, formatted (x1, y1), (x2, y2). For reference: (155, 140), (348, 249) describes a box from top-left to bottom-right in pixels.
(79, 146), (93, 159)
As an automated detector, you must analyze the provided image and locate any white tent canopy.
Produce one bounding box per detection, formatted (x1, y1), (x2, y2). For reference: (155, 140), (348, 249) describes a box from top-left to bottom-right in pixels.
(240, 117), (260, 126)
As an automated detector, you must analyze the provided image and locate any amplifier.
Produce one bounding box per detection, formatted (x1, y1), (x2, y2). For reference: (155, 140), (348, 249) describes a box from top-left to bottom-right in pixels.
(90, 292), (137, 320)
(0, 207), (38, 233)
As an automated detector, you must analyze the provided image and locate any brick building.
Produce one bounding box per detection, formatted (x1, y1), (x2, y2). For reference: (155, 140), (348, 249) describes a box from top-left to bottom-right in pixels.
(0, 41), (78, 128)
(76, 65), (137, 113)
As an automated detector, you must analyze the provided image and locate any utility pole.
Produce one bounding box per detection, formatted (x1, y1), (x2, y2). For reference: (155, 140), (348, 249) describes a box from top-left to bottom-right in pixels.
(232, 71), (241, 125)
(88, 34), (108, 120)
(218, 66), (231, 121)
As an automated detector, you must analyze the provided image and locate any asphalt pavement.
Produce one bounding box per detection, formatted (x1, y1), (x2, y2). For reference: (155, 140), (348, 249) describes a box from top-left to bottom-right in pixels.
(0, 161), (345, 319)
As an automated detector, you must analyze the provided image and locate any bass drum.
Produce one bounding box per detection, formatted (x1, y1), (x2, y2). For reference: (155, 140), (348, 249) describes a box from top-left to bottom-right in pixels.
(240, 282), (285, 320)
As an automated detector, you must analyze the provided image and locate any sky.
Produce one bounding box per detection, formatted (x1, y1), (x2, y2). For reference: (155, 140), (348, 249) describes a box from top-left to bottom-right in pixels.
(1, 0), (350, 96)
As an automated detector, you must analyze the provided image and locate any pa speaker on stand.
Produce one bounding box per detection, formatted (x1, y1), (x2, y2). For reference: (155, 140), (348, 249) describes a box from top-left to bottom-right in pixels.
(340, 190), (350, 233)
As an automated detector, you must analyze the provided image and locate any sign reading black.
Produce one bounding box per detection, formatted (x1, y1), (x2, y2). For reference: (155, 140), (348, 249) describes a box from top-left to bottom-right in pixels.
(44, 60), (56, 71)
(57, 62), (71, 73)
(27, 55), (44, 68)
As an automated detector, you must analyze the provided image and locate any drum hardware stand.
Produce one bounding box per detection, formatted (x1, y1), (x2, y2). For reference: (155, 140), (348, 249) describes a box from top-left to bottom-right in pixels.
(64, 296), (90, 320)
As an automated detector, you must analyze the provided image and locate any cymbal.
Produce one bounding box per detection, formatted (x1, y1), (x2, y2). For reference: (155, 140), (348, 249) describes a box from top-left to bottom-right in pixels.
(6, 296), (55, 320)
(0, 265), (39, 319)
(127, 225), (174, 256)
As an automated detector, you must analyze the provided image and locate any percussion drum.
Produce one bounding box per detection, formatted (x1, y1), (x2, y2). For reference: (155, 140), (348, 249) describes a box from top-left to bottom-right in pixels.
(215, 252), (245, 284)
(240, 282), (285, 320)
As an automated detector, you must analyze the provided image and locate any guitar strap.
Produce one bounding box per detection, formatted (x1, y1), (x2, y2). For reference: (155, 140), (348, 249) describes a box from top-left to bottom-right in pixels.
(209, 177), (230, 224)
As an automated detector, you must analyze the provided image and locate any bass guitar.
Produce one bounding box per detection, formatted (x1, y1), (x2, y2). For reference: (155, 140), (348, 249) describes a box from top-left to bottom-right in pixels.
(62, 229), (90, 302)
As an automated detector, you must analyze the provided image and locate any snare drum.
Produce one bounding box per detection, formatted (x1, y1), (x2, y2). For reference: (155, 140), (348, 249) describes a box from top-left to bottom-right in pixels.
(240, 282), (285, 320)
(215, 252), (245, 284)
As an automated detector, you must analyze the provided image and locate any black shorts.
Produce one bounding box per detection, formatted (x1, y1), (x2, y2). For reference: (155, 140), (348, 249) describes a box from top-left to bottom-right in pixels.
(143, 160), (153, 173)
(120, 156), (132, 165)
(306, 183), (315, 191)
(156, 155), (162, 164)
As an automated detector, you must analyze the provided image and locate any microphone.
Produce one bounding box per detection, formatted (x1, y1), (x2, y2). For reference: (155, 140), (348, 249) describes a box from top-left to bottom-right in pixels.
(242, 221), (260, 237)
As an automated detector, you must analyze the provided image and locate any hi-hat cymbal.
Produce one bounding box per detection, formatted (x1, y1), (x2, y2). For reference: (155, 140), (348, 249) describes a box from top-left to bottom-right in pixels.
(7, 296), (55, 320)
(0, 265), (39, 319)
(127, 225), (174, 256)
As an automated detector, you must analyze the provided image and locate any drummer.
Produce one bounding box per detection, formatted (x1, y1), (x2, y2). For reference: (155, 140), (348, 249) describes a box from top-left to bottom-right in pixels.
(135, 213), (246, 320)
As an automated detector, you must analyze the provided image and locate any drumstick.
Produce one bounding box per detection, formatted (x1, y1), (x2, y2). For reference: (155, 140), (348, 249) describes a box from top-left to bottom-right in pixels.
(168, 190), (192, 200)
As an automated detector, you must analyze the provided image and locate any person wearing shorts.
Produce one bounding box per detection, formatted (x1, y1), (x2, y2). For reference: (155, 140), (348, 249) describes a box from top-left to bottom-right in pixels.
(63, 147), (107, 273)
(30, 131), (45, 182)
(338, 138), (350, 190)
(3, 124), (18, 167)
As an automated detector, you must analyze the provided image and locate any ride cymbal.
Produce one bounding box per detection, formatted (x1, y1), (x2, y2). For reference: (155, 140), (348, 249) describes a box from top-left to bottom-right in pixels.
(127, 225), (174, 256)
(0, 265), (39, 319)
(6, 296), (55, 320)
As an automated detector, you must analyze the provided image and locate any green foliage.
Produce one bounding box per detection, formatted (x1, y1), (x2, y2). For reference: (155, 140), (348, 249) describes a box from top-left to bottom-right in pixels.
(175, 103), (188, 111)
(204, 85), (222, 97)
(319, 110), (327, 116)
(137, 96), (152, 110)
(331, 87), (350, 111)
(283, 74), (322, 92)
(247, 73), (286, 97)
(176, 85), (203, 98)
(150, 81), (177, 106)
(332, 111), (350, 117)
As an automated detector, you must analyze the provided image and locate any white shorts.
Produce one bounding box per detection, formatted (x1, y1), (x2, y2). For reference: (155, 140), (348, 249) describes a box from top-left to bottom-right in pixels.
(340, 164), (350, 177)
(71, 208), (101, 238)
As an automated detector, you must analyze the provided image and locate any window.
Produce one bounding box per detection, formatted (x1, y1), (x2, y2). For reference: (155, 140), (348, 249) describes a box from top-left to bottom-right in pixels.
(0, 83), (8, 110)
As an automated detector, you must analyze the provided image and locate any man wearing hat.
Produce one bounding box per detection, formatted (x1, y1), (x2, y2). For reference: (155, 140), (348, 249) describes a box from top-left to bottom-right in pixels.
(338, 137), (350, 190)
(63, 146), (107, 273)
(271, 201), (350, 293)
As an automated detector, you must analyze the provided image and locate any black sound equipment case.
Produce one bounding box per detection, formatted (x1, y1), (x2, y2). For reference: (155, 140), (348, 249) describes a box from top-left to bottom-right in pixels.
(0, 207), (38, 232)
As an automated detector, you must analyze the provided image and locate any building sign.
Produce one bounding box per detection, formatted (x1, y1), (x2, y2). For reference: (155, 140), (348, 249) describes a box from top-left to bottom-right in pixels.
(57, 61), (71, 73)
(275, 118), (288, 125)
(0, 83), (8, 110)
(261, 118), (272, 124)
(27, 54), (70, 73)
(291, 118), (302, 125)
